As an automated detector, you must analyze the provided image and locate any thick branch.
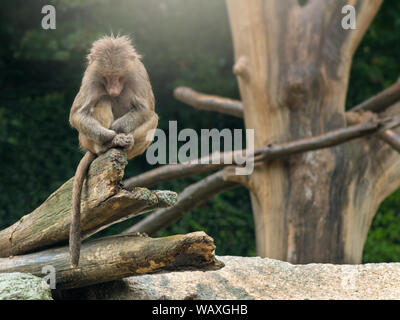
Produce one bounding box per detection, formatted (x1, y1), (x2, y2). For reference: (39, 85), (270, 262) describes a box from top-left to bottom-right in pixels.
(350, 79), (400, 113)
(0, 232), (223, 289)
(0, 149), (177, 258)
(124, 170), (239, 235)
(174, 87), (244, 118)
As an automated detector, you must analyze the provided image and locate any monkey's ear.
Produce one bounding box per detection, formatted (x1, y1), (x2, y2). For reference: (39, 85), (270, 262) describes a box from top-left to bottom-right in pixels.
(87, 53), (95, 64)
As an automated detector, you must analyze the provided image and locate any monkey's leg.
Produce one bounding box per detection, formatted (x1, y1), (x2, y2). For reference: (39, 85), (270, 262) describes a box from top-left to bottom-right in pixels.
(79, 99), (116, 155)
(126, 112), (159, 159)
(92, 98), (114, 129)
(71, 99), (116, 147)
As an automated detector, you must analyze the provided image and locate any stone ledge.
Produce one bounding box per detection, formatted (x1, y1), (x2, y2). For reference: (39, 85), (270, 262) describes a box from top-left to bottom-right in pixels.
(58, 256), (400, 300)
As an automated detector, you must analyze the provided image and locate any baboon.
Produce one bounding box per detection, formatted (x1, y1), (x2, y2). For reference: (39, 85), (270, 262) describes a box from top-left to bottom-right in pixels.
(69, 35), (158, 267)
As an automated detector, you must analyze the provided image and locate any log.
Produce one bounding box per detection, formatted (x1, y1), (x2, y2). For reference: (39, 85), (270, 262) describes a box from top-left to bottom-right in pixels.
(0, 148), (177, 258)
(0, 231), (223, 289)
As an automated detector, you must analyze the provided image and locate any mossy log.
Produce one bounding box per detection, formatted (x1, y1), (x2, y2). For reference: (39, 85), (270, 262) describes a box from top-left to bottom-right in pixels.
(0, 231), (223, 289)
(0, 148), (177, 258)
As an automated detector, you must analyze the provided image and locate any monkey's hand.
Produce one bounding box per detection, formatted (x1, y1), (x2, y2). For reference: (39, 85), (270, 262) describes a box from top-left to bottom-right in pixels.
(111, 133), (134, 148)
(101, 129), (118, 142)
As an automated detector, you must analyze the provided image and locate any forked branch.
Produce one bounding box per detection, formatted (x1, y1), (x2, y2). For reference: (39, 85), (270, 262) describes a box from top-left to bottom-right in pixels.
(123, 117), (399, 235)
(123, 117), (393, 189)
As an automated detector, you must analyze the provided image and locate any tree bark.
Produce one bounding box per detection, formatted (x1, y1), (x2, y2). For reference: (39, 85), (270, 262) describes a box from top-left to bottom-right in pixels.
(0, 148), (177, 258)
(226, 0), (398, 263)
(0, 231), (223, 289)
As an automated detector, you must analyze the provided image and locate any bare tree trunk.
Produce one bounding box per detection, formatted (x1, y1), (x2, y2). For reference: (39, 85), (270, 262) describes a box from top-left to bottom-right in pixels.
(225, 0), (400, 263)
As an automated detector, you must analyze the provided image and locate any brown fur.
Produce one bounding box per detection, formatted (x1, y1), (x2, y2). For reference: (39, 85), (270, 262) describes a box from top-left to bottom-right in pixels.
(69, 35), (158, 267)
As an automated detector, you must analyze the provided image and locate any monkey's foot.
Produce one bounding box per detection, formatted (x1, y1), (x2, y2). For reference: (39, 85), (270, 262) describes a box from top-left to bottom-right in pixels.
(112, 134), (134, 148)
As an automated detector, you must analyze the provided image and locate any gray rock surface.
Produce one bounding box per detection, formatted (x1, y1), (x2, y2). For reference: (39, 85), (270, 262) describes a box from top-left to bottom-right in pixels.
(58, 256), (400, 300)
(0, 272), (52, 300)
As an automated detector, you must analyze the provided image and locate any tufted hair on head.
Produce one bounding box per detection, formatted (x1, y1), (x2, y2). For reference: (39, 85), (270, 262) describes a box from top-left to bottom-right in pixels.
(88, 35), (141, 73)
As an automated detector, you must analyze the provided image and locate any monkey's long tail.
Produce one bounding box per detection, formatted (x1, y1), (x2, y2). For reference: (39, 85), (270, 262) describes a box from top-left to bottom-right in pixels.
(70, 151), (96, 268)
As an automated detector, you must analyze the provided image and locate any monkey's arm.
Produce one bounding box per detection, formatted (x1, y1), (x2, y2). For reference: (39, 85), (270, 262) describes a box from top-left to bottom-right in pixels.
(110, 94), (155, 134)
(111, 61), (156, 134)
(110, 109), (153, 134)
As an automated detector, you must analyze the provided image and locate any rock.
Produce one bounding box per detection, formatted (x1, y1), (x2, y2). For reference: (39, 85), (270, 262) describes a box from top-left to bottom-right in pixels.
(57, 256), (400, 300)
(0, 273), (52, 300)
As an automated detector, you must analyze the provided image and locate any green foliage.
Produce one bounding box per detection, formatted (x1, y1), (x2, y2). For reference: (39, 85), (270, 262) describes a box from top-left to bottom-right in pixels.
(363, 190), (400, 263)
(156, 185), (256, 257)
(0, 0), (399, 260)
(347, 1), (400, 107)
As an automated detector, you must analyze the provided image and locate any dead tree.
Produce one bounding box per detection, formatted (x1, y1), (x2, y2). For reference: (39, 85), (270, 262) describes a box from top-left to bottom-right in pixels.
(124, 0), (400, 264)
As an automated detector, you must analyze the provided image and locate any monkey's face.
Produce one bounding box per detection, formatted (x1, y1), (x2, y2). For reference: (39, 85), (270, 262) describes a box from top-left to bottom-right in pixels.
(104, 74), (124, 97)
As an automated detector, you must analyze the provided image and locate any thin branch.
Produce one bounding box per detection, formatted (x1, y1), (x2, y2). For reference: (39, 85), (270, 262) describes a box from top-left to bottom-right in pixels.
(254, 117), (388, 161)
(123, 170), (239, 235)
(350, 79), (400, 113)
(174, 79), (400, 120)
(123, 117), (400, 236)
(123, 162), (225, 189)
(174, 87), (244, 118)
(376, 129), (400, 154)
(123, 118), (390, 189)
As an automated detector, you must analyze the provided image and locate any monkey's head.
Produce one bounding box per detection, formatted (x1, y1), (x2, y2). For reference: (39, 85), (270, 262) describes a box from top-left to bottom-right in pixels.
(88, 35), (141, 97)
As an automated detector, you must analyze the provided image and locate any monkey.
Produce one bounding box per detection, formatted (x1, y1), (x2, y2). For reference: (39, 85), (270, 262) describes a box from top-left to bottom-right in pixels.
(69, 35), (158, 267)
